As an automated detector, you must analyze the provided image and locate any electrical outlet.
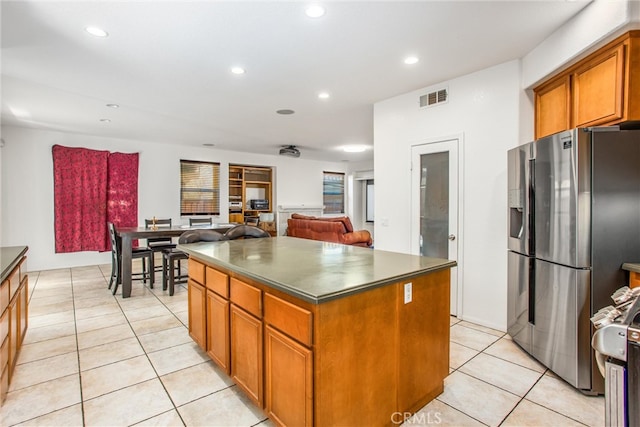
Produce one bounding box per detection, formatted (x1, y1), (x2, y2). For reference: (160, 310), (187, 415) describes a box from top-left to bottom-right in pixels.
(404, 282), (412, 304)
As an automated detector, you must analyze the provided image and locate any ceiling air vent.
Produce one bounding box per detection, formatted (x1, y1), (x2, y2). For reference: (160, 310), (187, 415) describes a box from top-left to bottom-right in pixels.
(419, 88), (448, 108)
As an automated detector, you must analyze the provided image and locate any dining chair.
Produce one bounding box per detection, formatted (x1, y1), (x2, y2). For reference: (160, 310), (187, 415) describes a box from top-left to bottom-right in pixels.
(144, 218), (177, 273)
(189, 217), (212, 226)
(107, 222), (154, 295)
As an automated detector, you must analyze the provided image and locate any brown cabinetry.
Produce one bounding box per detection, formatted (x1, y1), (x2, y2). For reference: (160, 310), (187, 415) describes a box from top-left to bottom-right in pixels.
(0, 249), (28, 405)
(187, 278), (206, 350)
(535, 31), (640, 139)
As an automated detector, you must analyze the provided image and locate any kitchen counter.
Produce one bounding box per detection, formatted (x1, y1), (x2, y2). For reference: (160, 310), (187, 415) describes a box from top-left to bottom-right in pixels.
(181, 236), (455, 426)
(622, 263), (640, 274)
(1, 246), (28, 284)
(178, 236), (455, 304)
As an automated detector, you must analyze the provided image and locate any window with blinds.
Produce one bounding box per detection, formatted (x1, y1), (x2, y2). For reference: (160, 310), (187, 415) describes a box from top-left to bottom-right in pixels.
(323, 171), (345, 214)
(180, 160), (220, 216)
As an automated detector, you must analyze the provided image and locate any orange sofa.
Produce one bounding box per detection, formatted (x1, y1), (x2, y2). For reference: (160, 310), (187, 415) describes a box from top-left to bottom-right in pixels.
(286, 214), (373, 247)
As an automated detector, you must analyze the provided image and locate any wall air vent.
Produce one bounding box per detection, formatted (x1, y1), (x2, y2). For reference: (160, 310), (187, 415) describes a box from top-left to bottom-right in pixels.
(419, 88), (448, 108)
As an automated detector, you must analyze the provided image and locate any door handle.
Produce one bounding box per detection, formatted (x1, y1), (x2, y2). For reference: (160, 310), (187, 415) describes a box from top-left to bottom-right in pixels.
(448, 234), (456, 241)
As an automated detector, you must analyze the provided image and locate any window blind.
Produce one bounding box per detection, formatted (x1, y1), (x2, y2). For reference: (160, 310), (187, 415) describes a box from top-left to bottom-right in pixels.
(180, 160), (220, 216)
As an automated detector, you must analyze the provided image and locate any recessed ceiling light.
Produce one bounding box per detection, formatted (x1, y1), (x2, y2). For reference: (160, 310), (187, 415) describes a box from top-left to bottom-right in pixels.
(106, 103), (119, 108)
(404, 56), (419, 65)
(85, 26), (108, 38)
(231, 67), (246, 75)
(305, 5), (326, 18)
(343, 145), (367, 153)
(99, 118), (111, 123)
(318, 92), (330, 99)
(276, 109), (295, 115)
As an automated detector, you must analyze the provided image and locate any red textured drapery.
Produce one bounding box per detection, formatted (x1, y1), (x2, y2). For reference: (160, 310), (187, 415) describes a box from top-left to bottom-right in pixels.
(52, 145), (109, 253)
(52, 145), (139, 253)
(106, 152), (139, 246)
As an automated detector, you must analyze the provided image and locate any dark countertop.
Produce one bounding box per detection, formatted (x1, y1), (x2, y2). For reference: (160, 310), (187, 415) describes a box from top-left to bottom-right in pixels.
(622, 263), (640, 274)
(178, 236), (456, 304)
(1, 246), (28, 283)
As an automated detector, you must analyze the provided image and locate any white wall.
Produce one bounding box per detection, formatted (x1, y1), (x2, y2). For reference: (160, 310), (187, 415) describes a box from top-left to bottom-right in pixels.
(0, 125), (347, 271)
(374, 60), (521, 331)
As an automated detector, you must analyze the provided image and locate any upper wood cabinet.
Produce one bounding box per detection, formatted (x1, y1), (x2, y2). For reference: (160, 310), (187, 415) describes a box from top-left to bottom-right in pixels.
(535, 31), (640, 139)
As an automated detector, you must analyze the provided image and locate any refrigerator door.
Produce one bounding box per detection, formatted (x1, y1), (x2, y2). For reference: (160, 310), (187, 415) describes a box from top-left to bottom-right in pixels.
(507, 251), (533, 352)
(533, 259), (592, 390)
(534, 129), (591, 268)
(507, 143), (533, 256)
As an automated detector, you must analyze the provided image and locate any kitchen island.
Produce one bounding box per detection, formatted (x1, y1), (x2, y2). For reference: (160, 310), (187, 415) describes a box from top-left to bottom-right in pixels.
(178, 237), (455, 427)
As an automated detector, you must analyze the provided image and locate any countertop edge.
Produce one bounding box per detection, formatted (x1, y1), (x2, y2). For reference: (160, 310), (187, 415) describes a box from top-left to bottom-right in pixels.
(179, 243), (456, 304)
(1, 246), (29, 283)
(622, 263), (640, 274)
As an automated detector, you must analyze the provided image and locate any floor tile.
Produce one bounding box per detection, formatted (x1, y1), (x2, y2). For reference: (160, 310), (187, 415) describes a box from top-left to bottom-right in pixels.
(525, 373), (605, 426)
(458, 353), (543, 396)
(28, 309), (75, 329)
(13, 403), (83, 426)
(450, 341), (479, 370)
(122, 304), (172, 323)
(405, 399), (484, 426)
(173, 309), (189, 326)
(0, 374), (81, 426)
(458, 320), (505, 337)
(27, 300), (74, 317)
(21, 320), (76, 345)
(450, 324), (500, 351)
(74, 303), (122, 321)
(74, 311), (128, 334)
(177, 386), (266, 427)
(9, 352), (79, 391)
(437, 371), (521, 426)
(132, 409), (185, 426)
(81, 355), (157, 400)
(483, 337), (546, 373)
(76, 323), (135, 350)
(17, 334), (77, 365)
(501, 399), (585, 426)
(129, 313), (183, 336)
(147, 342), (209, 376)
(138, 325), (192, 353)
(79, 336), (145, 371)
(83, 378), (174, 426)
(160, 361), (235, 406)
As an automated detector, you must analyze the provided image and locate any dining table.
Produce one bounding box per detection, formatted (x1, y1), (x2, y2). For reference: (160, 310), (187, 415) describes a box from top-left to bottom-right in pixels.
(116, 224), (236, 298)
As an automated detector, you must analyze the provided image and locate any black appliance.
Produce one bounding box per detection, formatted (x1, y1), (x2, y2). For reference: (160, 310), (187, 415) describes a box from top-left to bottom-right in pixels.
(249, 199), (269, 210)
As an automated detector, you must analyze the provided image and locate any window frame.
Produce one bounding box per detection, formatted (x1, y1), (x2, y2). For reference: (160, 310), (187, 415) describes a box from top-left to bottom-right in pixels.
(366, 179), (374, 223)
(179, 159), (220, 216)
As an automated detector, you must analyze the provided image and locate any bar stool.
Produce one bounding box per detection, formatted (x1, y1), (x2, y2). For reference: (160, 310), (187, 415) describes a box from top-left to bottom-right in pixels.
(107, 222), (154, 295)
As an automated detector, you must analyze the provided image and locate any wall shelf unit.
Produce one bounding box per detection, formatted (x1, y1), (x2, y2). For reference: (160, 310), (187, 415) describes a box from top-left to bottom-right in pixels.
(228, 165), (273, 224)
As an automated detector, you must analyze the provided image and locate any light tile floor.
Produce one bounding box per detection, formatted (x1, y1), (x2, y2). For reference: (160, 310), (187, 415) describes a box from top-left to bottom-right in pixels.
(0, 264), (605, 426)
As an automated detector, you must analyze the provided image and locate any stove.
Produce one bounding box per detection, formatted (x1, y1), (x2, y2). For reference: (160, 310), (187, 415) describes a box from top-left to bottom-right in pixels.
(591, 286), (640, 427)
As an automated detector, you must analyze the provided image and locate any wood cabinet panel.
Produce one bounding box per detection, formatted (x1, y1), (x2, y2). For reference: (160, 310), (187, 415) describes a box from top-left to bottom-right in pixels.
(230, 278), (262, 318)
(265, 325), (313, 427)
(0, 365), (7, 404)
(535, 75), (571, 138)
(188, 259), (206, 285)
(0, 280), (8, 315)
(264, 293), (312, 347)
(206, 290), (230, 373)
(206, 267), (228, 297)
(8, 298), (18, 378)
(230, 304), (263, 407)
(0, 336), (8, 377)
(18, 278), (28, 346)
(188, 279), (206, 350)
(573, 44), (624, 127)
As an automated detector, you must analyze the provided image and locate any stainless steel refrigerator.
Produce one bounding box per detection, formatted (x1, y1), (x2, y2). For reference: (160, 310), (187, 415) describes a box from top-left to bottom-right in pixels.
(507, 126), (640, 394)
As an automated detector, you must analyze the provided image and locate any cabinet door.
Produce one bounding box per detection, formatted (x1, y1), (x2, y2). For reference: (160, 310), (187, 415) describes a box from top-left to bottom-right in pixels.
(230, 304), (263, 407)
(18, 279), (28, 346)
(188, 279), (206, 350)
(8, 297), (18, 379)
(535, 75), (570, 139)
(206, 291), (230, 373)
(572, 44), (625, 127)
(265, 325), (313, 427)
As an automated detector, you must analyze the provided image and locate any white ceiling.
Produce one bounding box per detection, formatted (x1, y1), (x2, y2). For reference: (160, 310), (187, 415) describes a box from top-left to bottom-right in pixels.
(1, 1), (590, 162)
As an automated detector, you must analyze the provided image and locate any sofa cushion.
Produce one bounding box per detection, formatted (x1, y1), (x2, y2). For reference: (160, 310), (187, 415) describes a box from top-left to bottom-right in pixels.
(291, 213), (316, 220)
(323, 216), (354, 232)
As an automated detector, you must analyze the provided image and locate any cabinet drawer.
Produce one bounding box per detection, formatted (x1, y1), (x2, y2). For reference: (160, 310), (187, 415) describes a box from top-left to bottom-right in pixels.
(0, 280), (8, 314)
(264, 293), (312, 347)
(0, 309), (8, 344)
(188, 258), (206, 285)
(206, 267), (229, 297)
(230, 278), (262, 318)
(7, 267), (19, 302)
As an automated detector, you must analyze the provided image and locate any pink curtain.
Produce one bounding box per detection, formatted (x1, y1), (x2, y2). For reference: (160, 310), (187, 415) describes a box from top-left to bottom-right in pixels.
(107, 152), (139, 247)
(52, 146), (139, 253)
(52, 145), (109, 253)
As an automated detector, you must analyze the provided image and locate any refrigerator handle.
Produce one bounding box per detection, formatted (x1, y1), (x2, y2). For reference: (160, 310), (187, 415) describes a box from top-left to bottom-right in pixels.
(528, 258), (535, 325)
(528, 158), (535, 255)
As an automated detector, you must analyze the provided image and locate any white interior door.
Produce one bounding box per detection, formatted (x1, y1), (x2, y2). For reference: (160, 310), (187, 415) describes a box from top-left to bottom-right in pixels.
(411, 139), (460, 316)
